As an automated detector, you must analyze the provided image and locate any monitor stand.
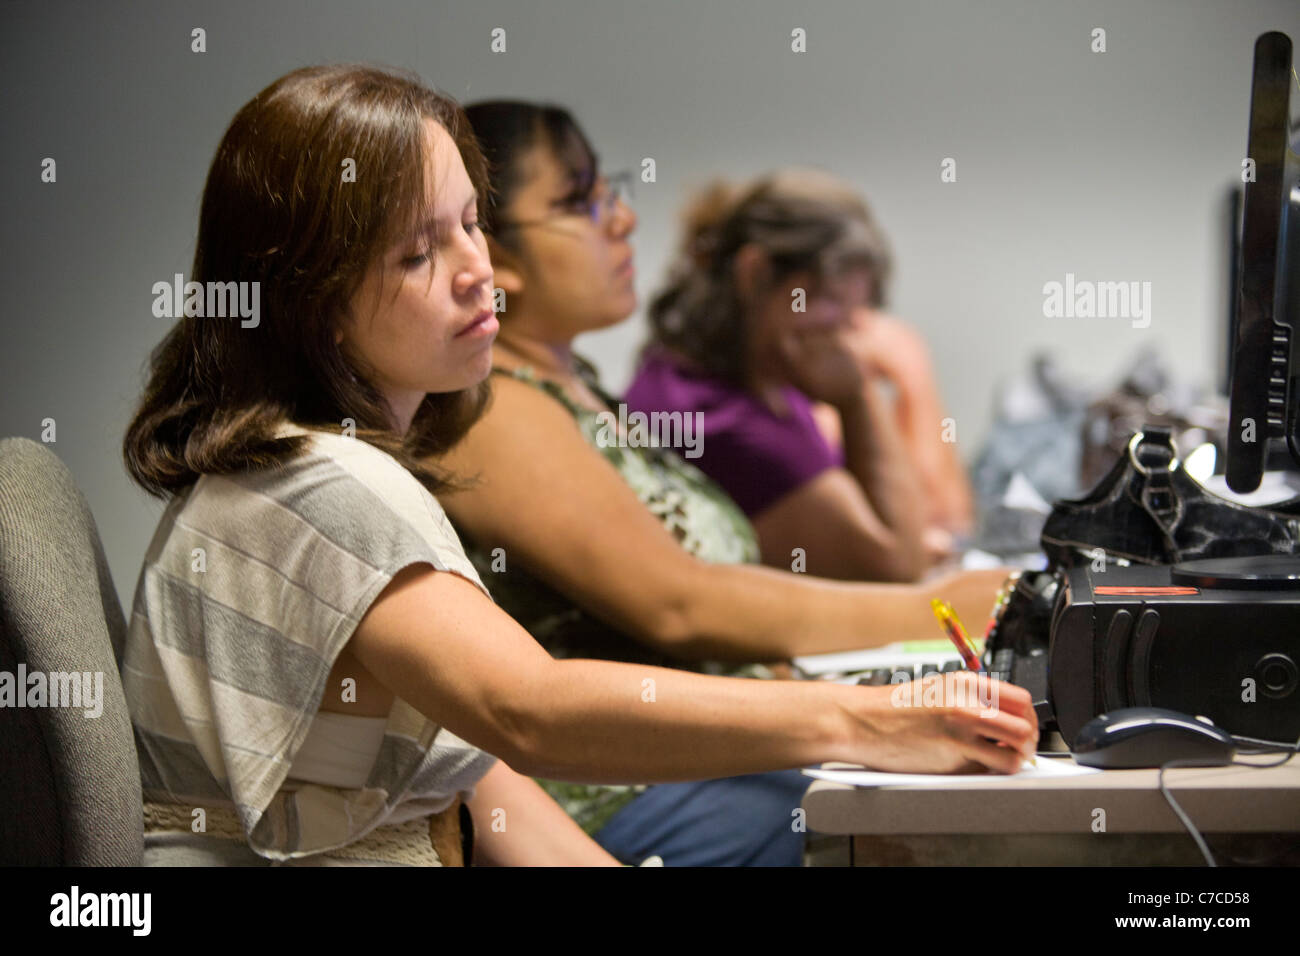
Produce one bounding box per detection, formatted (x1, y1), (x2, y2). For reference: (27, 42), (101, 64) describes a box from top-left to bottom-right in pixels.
(1171, 554), (1300, 590)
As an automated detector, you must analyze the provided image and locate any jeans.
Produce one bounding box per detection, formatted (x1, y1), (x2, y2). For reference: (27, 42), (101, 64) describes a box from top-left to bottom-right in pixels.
(593, 769), (810, 867)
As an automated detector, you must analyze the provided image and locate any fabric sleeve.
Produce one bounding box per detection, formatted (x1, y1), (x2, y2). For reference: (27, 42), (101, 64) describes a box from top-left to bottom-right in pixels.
(690, 398), (843, 517)
(626, 354), (842, 517)
(124, 432), (497, 856)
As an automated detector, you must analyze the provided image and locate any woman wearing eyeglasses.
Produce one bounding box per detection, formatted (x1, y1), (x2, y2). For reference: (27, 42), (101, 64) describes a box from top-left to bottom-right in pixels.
(435, 102), (1014, 865)
(122, 69), (1034, 869)
(626, 172), (976, 582)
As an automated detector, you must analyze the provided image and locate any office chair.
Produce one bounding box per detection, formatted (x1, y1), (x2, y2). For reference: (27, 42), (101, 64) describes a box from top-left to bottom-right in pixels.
(0, 437), (143, 865)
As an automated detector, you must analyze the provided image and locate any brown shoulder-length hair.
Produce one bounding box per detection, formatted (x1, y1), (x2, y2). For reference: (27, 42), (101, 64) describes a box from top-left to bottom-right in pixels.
(124, 64), (491, 499)
(645, 169), (893, 387)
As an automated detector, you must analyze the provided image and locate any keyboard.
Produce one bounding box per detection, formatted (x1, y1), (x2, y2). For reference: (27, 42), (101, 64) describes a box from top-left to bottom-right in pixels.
(852, 648), (1016, 686)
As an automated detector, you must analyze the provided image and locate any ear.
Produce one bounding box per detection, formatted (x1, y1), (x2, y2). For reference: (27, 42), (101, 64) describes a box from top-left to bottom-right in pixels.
(732, 243), (769, 304)
(488, 238), (526, 297)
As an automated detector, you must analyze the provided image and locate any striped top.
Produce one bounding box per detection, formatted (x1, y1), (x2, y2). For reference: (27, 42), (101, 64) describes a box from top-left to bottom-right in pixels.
(121, 422), (498, 861)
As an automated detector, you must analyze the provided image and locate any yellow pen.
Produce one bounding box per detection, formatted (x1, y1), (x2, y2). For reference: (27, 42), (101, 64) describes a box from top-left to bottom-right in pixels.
(931, 599), (1037, 767)
(930, 599), (981, 670)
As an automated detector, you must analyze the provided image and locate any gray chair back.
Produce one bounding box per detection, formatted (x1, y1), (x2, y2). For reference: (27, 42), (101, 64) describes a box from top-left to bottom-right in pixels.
(0, 437), (143, 865)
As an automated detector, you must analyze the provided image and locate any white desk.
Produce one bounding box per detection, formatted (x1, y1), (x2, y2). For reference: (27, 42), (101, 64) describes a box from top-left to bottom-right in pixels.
(802, 757), (1300, 865)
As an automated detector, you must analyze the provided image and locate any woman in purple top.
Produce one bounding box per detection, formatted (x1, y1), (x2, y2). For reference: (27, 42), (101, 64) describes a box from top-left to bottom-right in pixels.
(430, 102), (1025, 865)
(628, 172), (975, 582)
(626, 346), (846, 518)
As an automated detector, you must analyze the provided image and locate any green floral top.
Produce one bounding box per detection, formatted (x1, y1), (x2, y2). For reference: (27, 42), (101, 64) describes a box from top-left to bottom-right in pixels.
(457, 358), (769, 835)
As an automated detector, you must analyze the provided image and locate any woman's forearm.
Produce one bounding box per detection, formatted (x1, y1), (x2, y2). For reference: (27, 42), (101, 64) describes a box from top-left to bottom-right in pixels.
(654, 561), (1007, 662)
(891, 373), (976, 533)
(505, 661), (855, 782)
(465, 761), (622, 866)
(835, 382), (930, 577)
(502, 662), (1037, 786)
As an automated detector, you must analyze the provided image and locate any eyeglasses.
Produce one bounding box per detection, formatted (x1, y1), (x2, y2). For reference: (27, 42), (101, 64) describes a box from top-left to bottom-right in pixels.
(495, 171), (634, 231)
(808, 266), (875, 308)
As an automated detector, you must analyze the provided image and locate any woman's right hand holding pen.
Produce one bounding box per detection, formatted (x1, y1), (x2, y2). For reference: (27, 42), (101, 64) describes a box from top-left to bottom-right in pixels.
(829, 672), (1039, 774)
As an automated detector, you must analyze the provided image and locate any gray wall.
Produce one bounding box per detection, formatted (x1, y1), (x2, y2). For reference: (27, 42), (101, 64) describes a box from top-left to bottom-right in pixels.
(3, 0), (1298, 613)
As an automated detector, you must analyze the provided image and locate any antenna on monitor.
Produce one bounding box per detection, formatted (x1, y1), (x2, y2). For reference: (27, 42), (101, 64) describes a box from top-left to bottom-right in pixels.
(1226, 31), (1300, 494)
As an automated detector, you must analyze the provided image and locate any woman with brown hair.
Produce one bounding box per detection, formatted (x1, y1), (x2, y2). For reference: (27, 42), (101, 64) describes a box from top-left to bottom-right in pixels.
(629, 171), (976, 582)
(436, 101), (1018, 865)
(120, 69), (1035, 867)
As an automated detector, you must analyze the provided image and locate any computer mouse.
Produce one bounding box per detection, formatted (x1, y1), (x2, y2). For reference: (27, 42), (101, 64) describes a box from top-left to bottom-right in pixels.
(1071, 707), (1236, 769)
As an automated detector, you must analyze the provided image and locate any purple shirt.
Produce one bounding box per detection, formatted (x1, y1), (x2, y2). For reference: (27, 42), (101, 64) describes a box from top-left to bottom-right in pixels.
(624, 350), (845, 517)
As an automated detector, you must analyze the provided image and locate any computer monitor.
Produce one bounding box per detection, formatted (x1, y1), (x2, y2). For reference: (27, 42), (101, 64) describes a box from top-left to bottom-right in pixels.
(1226, 31), (1300, 493)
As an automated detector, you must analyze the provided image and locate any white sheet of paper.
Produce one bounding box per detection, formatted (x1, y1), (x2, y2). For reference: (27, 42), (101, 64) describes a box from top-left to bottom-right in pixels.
(802, 758), (1100, 788)
(792, 643), (962, 677)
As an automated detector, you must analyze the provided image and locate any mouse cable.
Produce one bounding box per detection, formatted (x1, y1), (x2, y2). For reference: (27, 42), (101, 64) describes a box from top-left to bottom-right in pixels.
(1156, 758), (1219, 867)
(1229, 732), (1300, 753)
(1157, 730), (1300, 868)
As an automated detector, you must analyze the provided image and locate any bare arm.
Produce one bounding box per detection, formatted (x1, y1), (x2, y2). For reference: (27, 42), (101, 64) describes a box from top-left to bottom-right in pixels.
(750, 379), (931, 583)
(464, 761), (622, 866)
(866, 315), (976, 534)
(346, 563), (1040, 787)
(838, 380), (932, 573)
(438, 376), (1005, 662)
(756, 319), (931, 582)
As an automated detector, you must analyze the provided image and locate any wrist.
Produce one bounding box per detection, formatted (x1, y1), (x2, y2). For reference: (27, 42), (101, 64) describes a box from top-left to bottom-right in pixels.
(819, 681), (888, 764)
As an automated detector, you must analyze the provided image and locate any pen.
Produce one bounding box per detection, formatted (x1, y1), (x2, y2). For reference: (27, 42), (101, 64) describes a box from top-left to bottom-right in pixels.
(932, 600), (1037, 767)
(930, 599), (982, 671)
